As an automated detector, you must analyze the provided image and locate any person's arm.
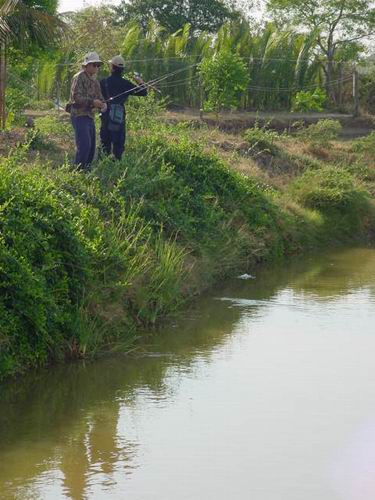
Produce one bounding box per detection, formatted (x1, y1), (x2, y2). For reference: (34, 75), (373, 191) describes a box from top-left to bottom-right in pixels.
(95, 80), (107, 112)
(124, 78), (148, 97)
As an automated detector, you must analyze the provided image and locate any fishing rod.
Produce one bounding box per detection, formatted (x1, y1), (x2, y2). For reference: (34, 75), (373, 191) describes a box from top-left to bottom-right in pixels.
(104, 63), (199, 103)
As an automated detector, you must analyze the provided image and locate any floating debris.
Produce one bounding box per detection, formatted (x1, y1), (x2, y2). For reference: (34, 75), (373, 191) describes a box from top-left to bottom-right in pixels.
(237, 273), (255, 280)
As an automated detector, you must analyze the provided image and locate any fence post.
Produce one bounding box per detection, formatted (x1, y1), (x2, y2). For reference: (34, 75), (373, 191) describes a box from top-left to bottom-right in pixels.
(56, 80), (60, 113)
(0, 41), (6, 129)
(353, 65), (360, 117)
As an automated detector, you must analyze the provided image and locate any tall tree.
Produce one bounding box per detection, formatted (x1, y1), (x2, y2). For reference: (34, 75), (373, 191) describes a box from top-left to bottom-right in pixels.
(0, 0), (65, 126)
(113, 0), (239, 33)
(267, 0), (375, 101)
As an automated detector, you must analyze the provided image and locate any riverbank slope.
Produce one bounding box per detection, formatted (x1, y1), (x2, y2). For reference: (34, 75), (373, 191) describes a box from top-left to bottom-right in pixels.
(1, 106), (374, 380)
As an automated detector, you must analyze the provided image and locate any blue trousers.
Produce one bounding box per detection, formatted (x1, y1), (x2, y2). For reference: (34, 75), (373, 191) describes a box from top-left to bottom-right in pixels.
(100, 120), (126, 160)
(71, 116), (96, 170)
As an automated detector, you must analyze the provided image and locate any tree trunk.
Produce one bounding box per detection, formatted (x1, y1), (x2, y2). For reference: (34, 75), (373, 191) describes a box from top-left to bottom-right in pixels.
(325, 35), (336, 106)
(0, 41), (6, 129)
(337, 62), (343, 109)
(326, 55), (336, 105)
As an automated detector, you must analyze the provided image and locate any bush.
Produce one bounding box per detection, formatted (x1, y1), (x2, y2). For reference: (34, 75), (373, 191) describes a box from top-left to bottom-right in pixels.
(5, 87), (30, 115)
(243, 125), (280, 155)
(298, 119), (342, 148)
(126, 92), (167, 131)
(199, 49), (249, 115)
(352, 131), (375, 156)
(344, 161), (375, 181)
(0, 164), (92, 378)
(290, 165), (369, 211)
(292, 88), (327, 112)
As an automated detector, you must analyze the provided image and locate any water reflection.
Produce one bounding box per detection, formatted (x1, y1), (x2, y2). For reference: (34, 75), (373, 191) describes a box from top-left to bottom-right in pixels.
(0, 246), (375, 499)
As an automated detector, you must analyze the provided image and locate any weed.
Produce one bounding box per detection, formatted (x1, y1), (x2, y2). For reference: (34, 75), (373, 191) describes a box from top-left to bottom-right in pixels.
(243, 125), (280, 156)
(34, 114), (72, 141)
(298, 119), (342, 148)
(352, 131), (375, 156)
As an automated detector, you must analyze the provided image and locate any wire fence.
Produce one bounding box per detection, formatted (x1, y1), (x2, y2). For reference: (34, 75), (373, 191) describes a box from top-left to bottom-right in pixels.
(7, 56), (364, 113)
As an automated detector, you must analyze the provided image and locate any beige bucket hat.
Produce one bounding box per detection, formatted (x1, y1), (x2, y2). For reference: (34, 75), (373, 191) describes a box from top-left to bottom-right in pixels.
(82, 52), (102, 66)
(109, 55), (125, 68)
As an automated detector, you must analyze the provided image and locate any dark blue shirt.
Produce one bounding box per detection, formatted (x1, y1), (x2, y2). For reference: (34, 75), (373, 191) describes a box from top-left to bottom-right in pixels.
(100, 73), (147, 110)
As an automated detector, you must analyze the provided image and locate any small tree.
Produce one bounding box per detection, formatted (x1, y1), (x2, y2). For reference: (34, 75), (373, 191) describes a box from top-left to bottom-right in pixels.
(199, 49), (249, 118)
(267, 0), (375, 103)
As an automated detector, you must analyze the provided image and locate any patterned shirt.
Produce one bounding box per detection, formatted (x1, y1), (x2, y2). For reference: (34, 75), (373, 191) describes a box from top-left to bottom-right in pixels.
(69, 70), (104, 119)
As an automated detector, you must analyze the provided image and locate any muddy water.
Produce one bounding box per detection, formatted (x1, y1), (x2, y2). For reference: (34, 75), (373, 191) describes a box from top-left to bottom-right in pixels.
(1, 247), (375, 500)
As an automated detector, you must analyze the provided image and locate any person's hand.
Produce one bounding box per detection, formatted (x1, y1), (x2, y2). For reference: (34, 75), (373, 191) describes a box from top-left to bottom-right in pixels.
(100, 103), (107, 113)
(93, 99), (104, 109)
(134, 75), (145, 85)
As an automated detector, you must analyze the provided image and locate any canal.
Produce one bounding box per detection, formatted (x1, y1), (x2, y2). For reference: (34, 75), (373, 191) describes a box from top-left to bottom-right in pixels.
(1, 247), (375, 499)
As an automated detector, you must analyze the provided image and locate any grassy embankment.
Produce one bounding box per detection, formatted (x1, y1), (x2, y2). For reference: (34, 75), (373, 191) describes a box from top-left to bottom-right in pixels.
(1, 99), (375, 380)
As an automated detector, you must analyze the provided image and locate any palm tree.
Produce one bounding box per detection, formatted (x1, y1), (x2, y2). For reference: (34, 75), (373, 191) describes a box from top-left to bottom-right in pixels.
(0, 0), (65, 128)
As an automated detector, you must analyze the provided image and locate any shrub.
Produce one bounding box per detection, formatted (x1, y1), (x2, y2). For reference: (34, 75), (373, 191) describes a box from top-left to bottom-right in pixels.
(243, 125), (280, 155)
(292, 88), (327, 112)
(5, 87), (30, 115)
(290, 165), (369, 212)
(352, 131), (375, 156)
(126, 92), (167, 131)
(0, 150), (189, 379)
(199, 49), (249, 116)
(0, 164), (92, 378)
(298, 119), (342, 148)
(344, 162), (375, 181)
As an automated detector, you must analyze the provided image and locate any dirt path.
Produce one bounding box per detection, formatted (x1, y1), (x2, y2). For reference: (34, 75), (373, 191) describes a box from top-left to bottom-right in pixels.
(164, 108), (374, 138)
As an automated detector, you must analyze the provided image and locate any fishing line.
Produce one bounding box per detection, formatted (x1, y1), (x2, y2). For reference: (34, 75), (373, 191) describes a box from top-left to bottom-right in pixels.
(247, 75), (353, 92)
(104, 63), (199, 102)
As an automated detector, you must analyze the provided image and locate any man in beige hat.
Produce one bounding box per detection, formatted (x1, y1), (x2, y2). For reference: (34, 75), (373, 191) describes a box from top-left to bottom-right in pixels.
(69, 52), (107, 170)
(99, 55), (147, 160)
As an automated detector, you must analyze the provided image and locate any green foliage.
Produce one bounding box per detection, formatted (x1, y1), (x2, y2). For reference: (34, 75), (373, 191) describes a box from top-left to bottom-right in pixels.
(199, 49), (249, 115)
(0, 140), (192, 379)
(267, 0), (375, 103)
(344, 162), (375, 182)
(28, 99), (55, 111)
(34, 114), (72, 140)
(0, 163), (91, 378)
(4, 0), (65, 51)
(352, 131), (375, 156)
(292, 88), (327, 112)
(1, 114), (375, 381)
(5, 87), (31, 117)
(126, 92), (167, 131)
(298, 119), (342, 147)
(243, 125), (280, 155)
(113, 0), (238, 33)
(94, 131), (279, 251)
(290, 166), (369, 212)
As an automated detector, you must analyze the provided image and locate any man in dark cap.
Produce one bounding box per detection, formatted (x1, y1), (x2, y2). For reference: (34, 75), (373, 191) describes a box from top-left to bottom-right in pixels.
(100, 55), (148, 160)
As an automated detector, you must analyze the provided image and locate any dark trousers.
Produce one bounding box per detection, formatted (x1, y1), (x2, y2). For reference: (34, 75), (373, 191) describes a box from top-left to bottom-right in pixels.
(100, 121), (126, 160)
(71, 115), (96, 170)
